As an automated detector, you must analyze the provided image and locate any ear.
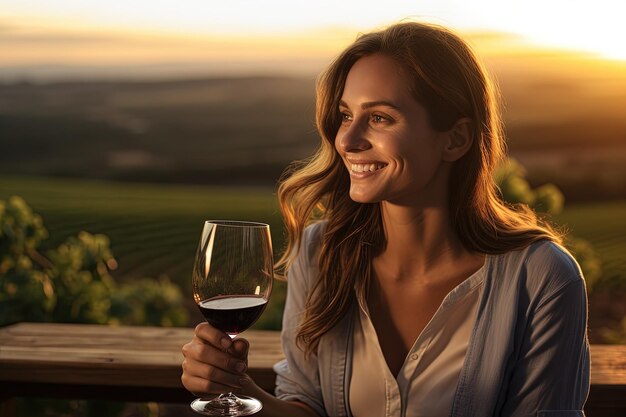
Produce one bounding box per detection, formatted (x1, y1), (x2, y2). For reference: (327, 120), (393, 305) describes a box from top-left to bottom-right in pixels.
(442, 117), (473, 162)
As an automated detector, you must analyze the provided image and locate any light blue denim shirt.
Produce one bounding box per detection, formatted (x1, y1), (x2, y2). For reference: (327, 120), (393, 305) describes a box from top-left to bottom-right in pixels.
(274, 222), (590, 417)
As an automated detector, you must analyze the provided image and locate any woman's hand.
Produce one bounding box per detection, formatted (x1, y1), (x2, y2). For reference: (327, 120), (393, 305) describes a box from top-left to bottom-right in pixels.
(181, 322), (250, 396)
(182, 322), (321, 417)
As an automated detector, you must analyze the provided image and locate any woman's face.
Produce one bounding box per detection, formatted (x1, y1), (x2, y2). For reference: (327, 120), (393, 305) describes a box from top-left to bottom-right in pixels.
(335, 53), (450, 206)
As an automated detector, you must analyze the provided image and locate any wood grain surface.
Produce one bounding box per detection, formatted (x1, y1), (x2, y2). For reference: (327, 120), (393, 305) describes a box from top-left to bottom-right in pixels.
(0, 323), (281, 392)
(1, 322), (625, 415)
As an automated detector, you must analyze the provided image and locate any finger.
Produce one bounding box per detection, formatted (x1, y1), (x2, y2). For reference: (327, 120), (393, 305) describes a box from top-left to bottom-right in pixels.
(181, 374), (243, 396)
(231, 338), (249, 361)
(194, 322), (233, 351)
(182, 340), (247, 374)
(182, 356), (245, 389)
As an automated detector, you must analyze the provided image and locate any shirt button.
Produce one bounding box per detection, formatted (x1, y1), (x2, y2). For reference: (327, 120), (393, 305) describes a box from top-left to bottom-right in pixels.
(410, 353), (419, 360)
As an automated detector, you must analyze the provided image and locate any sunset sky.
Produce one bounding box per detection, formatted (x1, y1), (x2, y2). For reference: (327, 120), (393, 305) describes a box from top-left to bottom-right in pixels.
(1, 0), (625, 80)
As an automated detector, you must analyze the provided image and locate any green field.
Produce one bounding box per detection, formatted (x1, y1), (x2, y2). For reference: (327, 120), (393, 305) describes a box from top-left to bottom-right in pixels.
(1, 175), (625, 333)
(0, 175), (287, 329)
(553, 201), (626, 289)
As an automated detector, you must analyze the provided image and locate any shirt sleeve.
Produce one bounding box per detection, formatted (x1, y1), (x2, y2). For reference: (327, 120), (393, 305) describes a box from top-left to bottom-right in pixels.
(273, 224), (325, 416)
(500, 253), (590, 417)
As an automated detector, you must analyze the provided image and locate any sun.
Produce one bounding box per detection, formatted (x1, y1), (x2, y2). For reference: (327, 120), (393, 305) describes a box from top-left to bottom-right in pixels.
(465, 0), (626, 61)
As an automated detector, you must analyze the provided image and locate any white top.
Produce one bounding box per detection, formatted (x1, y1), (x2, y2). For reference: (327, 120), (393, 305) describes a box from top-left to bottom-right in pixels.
(349, 270), (484, 417)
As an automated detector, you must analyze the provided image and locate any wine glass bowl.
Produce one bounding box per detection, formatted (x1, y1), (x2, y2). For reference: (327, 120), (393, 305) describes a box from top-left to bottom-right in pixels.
(191, 220), (273, 416)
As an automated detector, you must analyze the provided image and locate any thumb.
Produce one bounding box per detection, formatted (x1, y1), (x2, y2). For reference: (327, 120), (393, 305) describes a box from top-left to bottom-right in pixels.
(231, 338), (249, 362)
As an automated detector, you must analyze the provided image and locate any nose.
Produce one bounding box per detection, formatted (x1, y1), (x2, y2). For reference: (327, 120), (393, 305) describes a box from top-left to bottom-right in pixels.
(335, 120), (371, 153)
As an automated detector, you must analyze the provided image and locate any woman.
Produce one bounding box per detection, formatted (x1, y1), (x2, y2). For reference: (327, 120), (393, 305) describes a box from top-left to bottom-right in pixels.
(182, 22), (590, 416)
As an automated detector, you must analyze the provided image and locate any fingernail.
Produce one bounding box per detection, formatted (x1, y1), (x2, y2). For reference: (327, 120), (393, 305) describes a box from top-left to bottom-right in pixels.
(220, 337), (232, 350)
(235, 361), (247, 373)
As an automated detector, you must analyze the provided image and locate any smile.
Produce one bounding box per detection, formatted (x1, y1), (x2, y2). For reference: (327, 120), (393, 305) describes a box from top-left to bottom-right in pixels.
(350, 163), (387, 173)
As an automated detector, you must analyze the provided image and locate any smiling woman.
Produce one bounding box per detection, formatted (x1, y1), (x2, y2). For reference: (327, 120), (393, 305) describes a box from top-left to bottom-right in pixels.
(180, 21), (591, 417)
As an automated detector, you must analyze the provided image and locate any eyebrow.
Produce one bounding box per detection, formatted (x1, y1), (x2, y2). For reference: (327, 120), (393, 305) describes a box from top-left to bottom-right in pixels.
(339, 99), (401, 111)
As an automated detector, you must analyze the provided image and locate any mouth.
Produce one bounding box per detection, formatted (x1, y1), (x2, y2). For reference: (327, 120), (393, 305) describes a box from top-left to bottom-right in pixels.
(349, 162), (387, 173)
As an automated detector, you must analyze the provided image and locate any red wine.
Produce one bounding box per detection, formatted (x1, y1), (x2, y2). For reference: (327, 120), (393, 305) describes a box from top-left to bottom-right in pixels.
(198, 295), (268, 335)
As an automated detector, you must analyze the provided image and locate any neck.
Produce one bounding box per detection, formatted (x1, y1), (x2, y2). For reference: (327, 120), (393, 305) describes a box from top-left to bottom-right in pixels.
(375, 201), (468, 281)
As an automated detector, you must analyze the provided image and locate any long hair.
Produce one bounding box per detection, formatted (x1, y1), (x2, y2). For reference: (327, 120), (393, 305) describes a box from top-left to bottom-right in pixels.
(276, 22), (561, 357)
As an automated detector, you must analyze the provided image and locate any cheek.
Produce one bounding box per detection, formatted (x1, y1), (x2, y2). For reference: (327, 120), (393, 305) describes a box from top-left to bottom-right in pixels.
(394, 141), (442, 178)
(377, 135), (409, 167)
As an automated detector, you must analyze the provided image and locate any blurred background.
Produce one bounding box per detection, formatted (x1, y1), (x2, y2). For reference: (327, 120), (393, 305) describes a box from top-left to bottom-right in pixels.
(1, 0), (625, 415)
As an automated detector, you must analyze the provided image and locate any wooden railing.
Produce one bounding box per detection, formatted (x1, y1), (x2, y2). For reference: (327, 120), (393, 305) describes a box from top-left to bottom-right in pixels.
(0, 323), (625, 416)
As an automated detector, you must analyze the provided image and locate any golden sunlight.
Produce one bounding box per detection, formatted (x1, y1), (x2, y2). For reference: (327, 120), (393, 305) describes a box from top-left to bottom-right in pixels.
(478, 0), (626, 60)
(0, 0), (624, 78)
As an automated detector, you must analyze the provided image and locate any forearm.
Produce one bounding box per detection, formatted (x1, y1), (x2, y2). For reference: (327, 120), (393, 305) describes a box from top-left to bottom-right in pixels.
(241, 379), (321, 417)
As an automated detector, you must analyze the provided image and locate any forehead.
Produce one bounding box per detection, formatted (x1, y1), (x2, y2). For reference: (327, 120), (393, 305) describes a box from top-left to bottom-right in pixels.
(341, 54), (414, 104)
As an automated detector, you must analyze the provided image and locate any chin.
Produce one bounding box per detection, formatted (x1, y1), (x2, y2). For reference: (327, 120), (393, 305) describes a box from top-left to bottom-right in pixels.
(349, 189), (381, 204)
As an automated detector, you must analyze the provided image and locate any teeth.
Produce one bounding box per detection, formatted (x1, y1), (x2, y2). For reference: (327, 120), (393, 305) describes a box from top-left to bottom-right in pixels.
(350, 163), (385, 173)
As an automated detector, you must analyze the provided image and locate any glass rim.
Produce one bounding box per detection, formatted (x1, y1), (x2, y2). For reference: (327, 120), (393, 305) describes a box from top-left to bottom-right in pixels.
(205, 220), (269, 228)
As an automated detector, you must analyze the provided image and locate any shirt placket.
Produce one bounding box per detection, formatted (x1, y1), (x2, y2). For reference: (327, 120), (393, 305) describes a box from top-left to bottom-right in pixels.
(360, 305), (403, 417)
(397, 330), (435, 417)
(386, 375), (401, 416)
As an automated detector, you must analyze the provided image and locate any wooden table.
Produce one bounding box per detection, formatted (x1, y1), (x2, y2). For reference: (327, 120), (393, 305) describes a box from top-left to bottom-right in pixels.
(1, 322), (625, 416)
(0, 323), (281, 406)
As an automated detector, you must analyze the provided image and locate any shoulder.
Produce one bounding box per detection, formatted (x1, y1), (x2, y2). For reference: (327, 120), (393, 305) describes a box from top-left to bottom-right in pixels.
(286, 221), (326, 288)
(524, 240), (583, 285)
(297, 221), (327, 268)
(495, 240), (585, 304)
(525, 239), (581, 273)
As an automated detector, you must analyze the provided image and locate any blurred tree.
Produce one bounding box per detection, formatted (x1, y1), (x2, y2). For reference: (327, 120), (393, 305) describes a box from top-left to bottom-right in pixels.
(494, 158), (602, 291)
(0, 196), (53, 324)
(110, 276), (189, 327)
(494, 158), (565, 214)
(0, 196), (188, 327)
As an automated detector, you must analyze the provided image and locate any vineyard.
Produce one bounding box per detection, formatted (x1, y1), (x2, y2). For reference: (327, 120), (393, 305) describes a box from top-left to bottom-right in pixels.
(1, 174), (624, 339)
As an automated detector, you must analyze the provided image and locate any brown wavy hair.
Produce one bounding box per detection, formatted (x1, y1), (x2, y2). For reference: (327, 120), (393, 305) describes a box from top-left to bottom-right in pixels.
(276, 22), (561, 357)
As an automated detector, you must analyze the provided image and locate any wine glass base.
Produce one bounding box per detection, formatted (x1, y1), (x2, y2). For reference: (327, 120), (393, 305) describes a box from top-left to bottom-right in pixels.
(191, 393), (262, 416)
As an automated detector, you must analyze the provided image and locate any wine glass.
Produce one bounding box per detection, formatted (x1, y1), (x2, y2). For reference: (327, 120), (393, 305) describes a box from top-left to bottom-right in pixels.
(191, 220), (273, 416)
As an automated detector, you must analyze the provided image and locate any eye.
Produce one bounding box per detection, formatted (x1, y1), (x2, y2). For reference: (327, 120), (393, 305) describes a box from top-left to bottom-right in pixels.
(371, 113), (390, 124)
(340, 111), (352, 123)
